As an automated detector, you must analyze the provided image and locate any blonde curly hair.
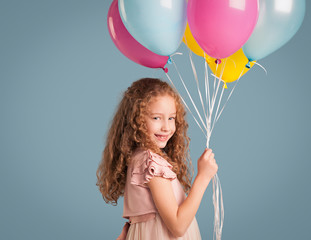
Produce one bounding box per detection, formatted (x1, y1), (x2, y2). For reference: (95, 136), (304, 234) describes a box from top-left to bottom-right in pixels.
(96, 78), (193, 205)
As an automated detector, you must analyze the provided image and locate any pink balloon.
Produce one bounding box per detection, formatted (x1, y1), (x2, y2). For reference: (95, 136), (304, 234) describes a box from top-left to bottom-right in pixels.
(187, 0), (259, 59)
(107, 0), (169, 70)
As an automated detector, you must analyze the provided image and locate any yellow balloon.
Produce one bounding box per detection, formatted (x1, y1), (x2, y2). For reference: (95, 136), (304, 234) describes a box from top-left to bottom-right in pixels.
(208, 49), (255, 88)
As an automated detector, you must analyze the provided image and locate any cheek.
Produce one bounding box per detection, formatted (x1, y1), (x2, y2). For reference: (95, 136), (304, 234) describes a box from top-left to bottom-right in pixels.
(145, 120), (156, 133)
(171, 122), (176, 133)
(145, 121), (152, 133)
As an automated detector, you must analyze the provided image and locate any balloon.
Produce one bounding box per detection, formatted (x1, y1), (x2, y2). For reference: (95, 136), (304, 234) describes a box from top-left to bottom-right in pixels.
(187, 0), (259, 59)
(107, 0), (169, 70)
(118, 0), (187, 56)
(243, 0), (305, 61)
(208, 49), (255, 88)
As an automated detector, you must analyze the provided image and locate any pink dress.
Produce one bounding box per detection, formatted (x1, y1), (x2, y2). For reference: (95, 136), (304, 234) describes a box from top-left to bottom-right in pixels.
(118, 149), (201, 240)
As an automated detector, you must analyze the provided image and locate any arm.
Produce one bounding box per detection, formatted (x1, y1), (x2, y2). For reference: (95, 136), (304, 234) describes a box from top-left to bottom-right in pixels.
(147, 148), (218, 237)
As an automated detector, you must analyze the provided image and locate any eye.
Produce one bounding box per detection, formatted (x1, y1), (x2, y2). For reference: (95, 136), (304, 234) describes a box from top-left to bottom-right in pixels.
(153, 117), (160, 120)
(169, 117), (176, 120)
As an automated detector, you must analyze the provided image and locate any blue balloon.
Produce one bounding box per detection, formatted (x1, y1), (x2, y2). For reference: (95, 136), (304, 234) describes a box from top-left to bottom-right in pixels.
(242, 0), (306, 61)
(118, 0), (187, 56)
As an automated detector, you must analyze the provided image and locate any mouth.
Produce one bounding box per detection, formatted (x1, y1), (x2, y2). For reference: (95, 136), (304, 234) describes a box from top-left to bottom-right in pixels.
(154, 134), (170, 142)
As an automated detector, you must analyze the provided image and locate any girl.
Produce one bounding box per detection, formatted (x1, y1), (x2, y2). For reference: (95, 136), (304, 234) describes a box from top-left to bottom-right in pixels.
(96, 78), (218, 239)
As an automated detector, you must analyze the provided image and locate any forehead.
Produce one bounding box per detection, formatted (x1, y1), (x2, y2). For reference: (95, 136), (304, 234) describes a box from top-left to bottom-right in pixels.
(147, 95), (176, 113)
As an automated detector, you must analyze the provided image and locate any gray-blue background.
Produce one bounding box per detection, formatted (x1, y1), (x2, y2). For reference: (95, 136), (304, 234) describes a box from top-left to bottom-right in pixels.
(1, 1), (310, 239)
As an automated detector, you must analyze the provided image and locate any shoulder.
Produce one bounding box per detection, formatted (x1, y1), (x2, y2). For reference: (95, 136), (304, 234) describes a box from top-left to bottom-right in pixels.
(129, 148), (176, 186)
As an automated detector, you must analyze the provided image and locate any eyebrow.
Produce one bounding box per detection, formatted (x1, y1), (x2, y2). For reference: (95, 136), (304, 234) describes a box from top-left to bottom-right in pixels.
(149, 112), (176, 115)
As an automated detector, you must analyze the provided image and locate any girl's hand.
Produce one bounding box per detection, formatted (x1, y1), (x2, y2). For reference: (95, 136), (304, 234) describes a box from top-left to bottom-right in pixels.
(197, 148), (218, 181)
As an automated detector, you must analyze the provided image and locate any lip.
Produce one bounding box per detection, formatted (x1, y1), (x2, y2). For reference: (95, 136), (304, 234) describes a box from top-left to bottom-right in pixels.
(154, 134), (170, 142)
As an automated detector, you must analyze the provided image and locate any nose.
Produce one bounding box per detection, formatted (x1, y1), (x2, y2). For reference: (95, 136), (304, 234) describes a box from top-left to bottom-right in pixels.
(161, 119), (170, 131)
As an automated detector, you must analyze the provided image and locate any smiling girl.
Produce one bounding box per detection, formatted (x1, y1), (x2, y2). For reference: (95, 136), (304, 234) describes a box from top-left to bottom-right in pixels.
(96, 78), (218, 239)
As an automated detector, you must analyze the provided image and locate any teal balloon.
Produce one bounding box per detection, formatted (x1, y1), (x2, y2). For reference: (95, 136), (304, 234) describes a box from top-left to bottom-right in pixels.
(242, 0), (306, 61)
(118, 0), (187, 56)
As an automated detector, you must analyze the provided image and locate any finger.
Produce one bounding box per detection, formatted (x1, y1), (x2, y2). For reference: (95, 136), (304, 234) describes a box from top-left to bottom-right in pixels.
(205, 148), (213, 153)
(200, 148), (211, 159)
(205, 148), (213, 156)
(205, 151), (214, 160)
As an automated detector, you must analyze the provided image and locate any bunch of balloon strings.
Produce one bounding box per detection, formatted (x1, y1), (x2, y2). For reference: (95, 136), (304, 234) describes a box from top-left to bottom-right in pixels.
(164, 47), (266, 240)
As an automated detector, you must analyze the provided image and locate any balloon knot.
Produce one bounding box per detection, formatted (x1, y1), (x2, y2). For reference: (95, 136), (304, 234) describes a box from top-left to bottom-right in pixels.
(162, 67), (168, 73)
(245, 62), (251, 69)
(215, 59), (221, 64)
(167, 57), (172, 64)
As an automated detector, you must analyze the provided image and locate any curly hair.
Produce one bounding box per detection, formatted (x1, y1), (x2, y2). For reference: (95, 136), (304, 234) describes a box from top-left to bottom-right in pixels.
(96, 78), (193, 205)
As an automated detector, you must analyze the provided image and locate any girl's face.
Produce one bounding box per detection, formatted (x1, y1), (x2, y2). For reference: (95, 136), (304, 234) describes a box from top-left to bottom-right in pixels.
(145, 94), (176, 149)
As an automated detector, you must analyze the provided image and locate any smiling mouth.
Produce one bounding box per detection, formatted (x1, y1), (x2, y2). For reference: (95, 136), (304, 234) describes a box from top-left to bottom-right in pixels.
(155, 134), (169, 141)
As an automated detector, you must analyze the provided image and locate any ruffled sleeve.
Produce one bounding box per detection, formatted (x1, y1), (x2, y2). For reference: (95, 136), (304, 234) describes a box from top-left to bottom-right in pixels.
(130, 150), (176, 187)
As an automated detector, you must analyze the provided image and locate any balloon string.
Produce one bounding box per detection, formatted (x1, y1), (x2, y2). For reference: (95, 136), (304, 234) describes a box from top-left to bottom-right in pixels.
(171, 58), (208, 131)
(210, 60), (228, 135)
(204, 54), (211, 116)
(170, 52), (183, 57)
(207, 73), (216, 144)
(187, 47), (208, 125)
(211, 67), (245, 134)
(204, 54), (211, 147)
(184, 35), (208, 132)
(165, 72), (207, 138)
(210, 63), (224, 117)
(253, 61), (267, 75)
(212, 65), (217, 107)
(230, 58), (237, 68)
(208, 60), (226, 142)
(212, 173), (224, 240)
(218, 173), (224, 238)
(212, 85), (225, 132)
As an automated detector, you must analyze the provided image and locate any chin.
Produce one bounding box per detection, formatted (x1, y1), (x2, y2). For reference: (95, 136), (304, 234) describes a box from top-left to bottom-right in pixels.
(154, 140), (168, 149)
(156, 143), (167, 149)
